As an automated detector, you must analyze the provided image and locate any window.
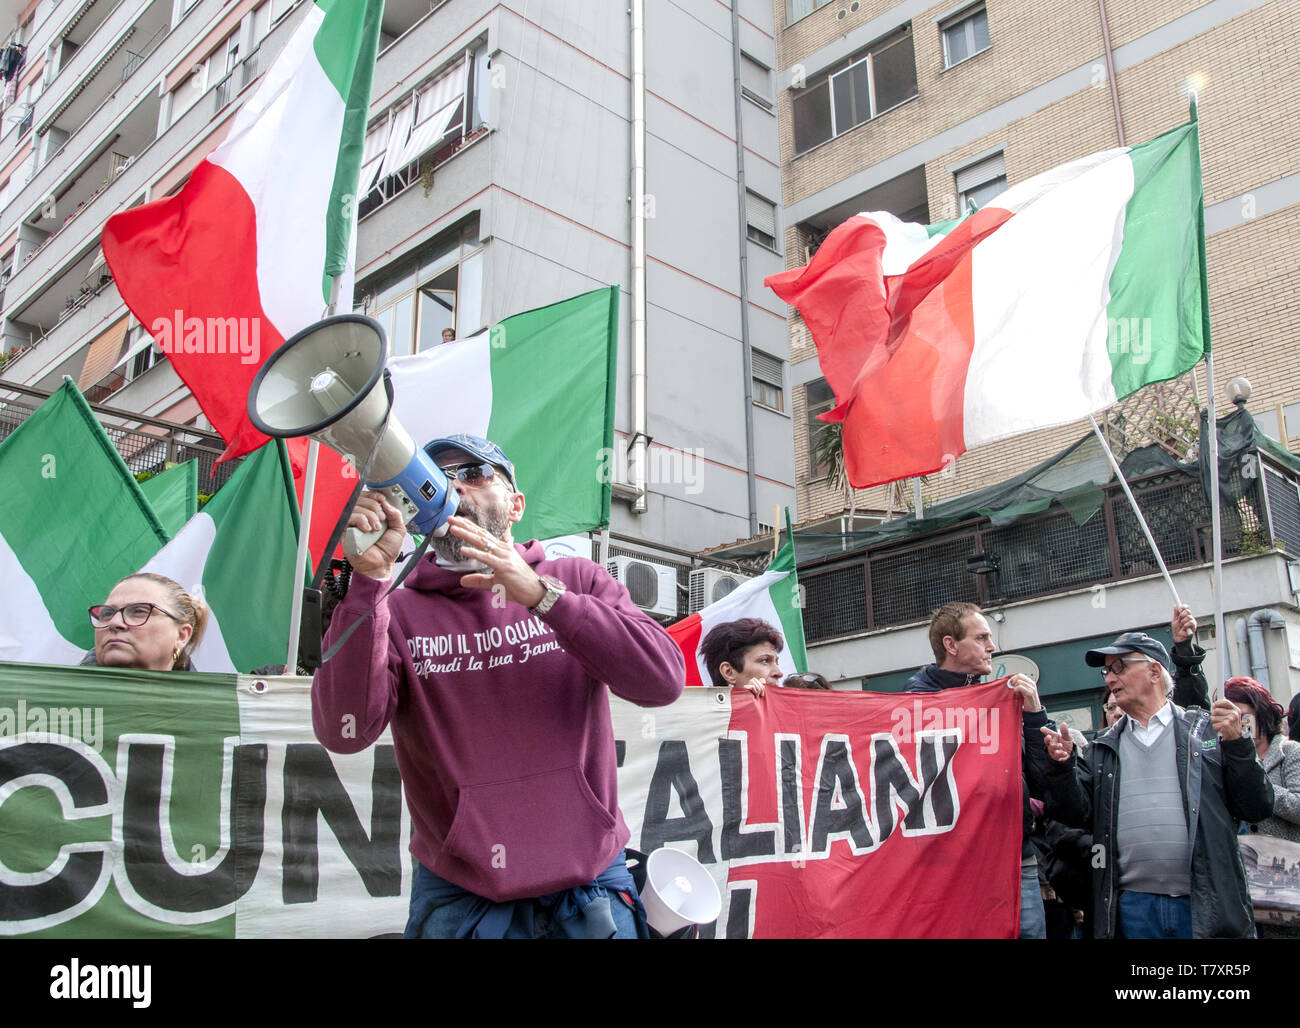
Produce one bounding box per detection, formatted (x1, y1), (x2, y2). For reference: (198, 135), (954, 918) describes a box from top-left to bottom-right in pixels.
(752, 351), (785, 412)
(740, 53), (773, 111)
(357, 219), (484, 355)
(806, 379), (836, 479)
(1254, 408), (1281, 442)
(955, 151), (1005, 214)
(941, 4), (990, 68)
(358, 45), (485, 220)
(745, 191), (777, 250)
(1284, 402), (1300, 442)
(792, 27), (917, 155)
(786, 0), (834, 24)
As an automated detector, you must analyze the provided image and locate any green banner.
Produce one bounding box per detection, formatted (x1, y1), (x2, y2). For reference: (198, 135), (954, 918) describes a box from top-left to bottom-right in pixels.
(0, 662), (408, 938)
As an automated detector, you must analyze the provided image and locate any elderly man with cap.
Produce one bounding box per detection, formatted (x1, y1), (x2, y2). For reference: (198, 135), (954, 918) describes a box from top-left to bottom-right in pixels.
(1037, 626), (1272, 938)
(312, 433), (685, 938)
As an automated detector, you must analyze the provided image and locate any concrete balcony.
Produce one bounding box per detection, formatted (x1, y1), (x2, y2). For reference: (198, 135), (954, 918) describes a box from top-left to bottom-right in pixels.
(3, 0), (213, 245)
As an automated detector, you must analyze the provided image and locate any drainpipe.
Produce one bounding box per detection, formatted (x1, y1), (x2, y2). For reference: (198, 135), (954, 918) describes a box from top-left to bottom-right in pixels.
(1096, 0), (1125, 146)
(1233, 617), (1248, 681)
(629, 0), (649, 514)
(1246, 608), (1285, 690)
(729, 0), (759, 538)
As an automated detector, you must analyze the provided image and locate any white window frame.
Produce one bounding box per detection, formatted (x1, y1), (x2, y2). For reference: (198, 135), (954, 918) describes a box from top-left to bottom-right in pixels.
(954, 150), (1006, 214)
(939, 2), (990, 69)
(752, 350), (786, 414)
(792, 27), (916, 156)
(745, 190), (778, 251)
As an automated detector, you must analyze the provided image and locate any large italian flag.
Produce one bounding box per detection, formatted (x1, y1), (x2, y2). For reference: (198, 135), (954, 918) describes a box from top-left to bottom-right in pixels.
(767, 118), (1210, 488)
(386, 287), (620, 542)
(668, 533), (808, 687)
(0, 383), (303, 673)
(0, 383), (169, 666)
(102, 0), (383, 565)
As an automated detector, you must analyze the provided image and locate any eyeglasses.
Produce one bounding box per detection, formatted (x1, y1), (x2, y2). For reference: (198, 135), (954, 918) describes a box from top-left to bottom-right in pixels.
(440, 462), (504, 486)
(1100, 656), (1156, 678)
(88, 602), (182, 629)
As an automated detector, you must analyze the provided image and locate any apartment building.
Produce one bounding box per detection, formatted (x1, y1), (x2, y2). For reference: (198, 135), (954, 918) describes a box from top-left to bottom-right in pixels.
(0, 0), (795, 617)
(769, 0), (1300, 719)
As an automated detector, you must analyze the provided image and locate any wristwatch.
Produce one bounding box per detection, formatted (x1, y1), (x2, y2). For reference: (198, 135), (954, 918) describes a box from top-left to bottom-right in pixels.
(528, 574), (566, 616)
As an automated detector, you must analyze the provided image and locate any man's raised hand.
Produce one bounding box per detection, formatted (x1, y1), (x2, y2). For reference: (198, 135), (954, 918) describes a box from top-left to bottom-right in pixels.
(1172, 604), (1197, 644)
(1040, 722), (1074, 763)
(348, 492), (407, 580)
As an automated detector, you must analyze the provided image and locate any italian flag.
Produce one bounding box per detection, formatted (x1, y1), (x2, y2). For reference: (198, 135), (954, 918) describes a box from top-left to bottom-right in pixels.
(102, 0), (383, 564)
(767, 118), (1210, 488)
(386, 287), (620, 542)
(0, 383), (169, 666)
(0, 383), (303, 673)
(668, 531), (808, 688)
(139, 441), (302, 674)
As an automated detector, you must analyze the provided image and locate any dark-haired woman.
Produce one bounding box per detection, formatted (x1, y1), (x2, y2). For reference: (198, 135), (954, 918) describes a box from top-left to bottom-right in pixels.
(1225, 676), (1300, 843)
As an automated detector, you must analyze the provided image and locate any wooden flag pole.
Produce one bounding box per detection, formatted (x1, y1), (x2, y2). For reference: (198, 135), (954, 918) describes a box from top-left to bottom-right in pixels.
(1089, 415), (1181, 606)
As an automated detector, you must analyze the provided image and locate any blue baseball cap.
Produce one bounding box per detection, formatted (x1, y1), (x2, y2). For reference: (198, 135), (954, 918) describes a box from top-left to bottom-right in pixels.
(424, 433), (516, 488)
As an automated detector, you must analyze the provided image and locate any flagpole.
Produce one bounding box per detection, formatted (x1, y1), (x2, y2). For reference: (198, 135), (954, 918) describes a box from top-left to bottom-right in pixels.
(1188, 88), (1227, 693)
(1089, 415), (1181, 606)
(284, 277), (343, 671)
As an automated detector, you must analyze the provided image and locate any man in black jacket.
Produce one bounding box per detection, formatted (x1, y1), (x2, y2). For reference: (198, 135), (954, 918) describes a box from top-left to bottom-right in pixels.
(1039, 629), (1273, 938)
(906, 602), (1054, 938)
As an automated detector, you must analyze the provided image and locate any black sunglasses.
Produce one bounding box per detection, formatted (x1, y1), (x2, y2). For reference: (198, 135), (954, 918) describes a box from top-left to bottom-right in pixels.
(439, 462), (505, 486)
(89, 602), (183, 629)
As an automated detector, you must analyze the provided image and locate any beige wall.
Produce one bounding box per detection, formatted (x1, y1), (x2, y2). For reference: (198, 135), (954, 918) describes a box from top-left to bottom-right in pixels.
(778, 0), (1300, 523)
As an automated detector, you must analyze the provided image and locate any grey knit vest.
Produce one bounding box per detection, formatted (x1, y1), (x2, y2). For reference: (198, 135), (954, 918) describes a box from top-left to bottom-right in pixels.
(1117, 724), (1191, 896)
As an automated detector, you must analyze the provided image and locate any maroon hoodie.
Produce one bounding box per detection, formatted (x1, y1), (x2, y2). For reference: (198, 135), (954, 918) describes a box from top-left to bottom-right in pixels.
(312, 541), (684, 902)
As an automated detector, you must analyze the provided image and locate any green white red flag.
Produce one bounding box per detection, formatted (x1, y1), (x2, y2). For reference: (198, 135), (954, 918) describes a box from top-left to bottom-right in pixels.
(767, 118), (1210, 488)
(101, 0), (384, 565)
(668, 525), (808, 687)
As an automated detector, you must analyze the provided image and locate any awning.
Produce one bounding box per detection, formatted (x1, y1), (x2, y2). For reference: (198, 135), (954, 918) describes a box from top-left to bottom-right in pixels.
(76, 316), (129, 390)
(397, 59), (469, 167)
(376, 100), (414, 181)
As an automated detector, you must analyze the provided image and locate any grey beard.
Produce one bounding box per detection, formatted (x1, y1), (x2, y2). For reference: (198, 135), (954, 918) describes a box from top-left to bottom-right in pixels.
(430, 495), (511, 563)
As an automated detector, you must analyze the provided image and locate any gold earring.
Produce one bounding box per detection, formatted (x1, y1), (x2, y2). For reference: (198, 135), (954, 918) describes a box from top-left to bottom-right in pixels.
(172, 646), (181, 664)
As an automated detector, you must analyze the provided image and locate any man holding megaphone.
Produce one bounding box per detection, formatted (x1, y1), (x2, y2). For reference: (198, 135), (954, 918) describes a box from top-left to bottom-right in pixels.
(311, 433), (686, 939)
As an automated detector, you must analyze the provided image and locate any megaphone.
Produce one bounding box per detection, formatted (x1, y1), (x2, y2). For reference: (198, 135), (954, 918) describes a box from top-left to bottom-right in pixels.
(247, 315), (458, 557)
(638, 847), (721, 936)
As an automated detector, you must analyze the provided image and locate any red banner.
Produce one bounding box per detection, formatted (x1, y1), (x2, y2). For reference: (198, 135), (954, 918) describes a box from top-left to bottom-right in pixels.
(612, 679), (1023, 938)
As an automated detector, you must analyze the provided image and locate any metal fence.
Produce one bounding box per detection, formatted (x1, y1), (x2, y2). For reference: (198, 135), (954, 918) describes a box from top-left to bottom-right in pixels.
(0, 381), (239, 496)
(801, 455), (1294, 643)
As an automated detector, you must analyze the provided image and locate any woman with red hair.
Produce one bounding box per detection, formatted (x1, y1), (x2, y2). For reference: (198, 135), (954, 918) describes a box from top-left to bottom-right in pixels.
(1225, 677), (1300, 842)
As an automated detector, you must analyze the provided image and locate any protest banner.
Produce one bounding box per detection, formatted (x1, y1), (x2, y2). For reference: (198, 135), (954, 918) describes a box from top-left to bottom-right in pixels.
(0, 663), (1020, 937)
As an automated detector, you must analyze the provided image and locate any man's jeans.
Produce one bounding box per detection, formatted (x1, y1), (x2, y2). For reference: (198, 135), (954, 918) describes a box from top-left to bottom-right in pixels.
(1018, 860), (1047, 939)
(1117, 891), (1192, 939)
(405, 854), (645, 939)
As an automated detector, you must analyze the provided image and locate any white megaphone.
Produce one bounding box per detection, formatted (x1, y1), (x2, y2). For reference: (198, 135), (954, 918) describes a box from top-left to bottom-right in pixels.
(639, 848), (721, 936)
(247, 315), (458, 557)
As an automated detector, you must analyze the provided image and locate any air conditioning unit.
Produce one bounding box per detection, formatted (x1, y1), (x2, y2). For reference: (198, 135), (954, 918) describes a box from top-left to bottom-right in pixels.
(607, 556), (677, 617)
(688, 568), (752, 613)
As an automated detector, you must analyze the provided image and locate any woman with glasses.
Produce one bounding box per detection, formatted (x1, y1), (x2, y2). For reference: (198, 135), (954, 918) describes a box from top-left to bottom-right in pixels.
(86, 573), (208, 672)
(1225, 676), (1300, 843)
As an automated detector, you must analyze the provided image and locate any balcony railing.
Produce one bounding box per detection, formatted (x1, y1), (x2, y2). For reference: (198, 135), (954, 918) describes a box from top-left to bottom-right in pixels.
(0, 379), (241, 495)
(800, 458), (1300, 643)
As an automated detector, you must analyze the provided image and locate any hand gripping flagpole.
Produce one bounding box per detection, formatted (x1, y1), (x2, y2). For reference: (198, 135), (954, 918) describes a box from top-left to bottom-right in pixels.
(1089, 415), (1181, 607)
